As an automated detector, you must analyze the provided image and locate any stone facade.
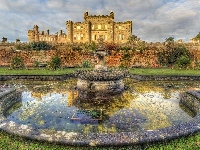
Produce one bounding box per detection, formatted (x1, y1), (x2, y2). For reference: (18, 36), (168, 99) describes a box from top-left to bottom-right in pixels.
(28, 11), (132, 44)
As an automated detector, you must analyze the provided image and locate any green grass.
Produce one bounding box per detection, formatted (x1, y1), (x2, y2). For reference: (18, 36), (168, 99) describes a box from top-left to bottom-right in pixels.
(129, 68), (200, 76)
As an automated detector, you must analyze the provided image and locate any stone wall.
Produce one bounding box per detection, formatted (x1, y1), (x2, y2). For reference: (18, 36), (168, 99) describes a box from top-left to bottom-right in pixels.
(1, 41), (200, 68)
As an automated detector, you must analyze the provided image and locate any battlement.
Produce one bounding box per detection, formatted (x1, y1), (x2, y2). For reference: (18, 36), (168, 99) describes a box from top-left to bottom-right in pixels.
(84, 10), (114, 20)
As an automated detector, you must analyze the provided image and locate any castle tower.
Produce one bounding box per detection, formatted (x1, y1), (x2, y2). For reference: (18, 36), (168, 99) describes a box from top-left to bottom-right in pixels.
(34, 25), (39, 42)
(66, 20), (73, 43)
(87, 21), (91, 43)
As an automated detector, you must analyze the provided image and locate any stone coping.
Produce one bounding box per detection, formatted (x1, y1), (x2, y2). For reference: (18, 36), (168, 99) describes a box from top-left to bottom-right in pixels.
(1, 73), (200, 81)
(0, 88), (200, 146)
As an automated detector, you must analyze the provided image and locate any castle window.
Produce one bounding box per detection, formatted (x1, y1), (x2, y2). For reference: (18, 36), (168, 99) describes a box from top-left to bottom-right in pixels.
(81, 34), (83, 40)
(105, 25), (107, 29)
(74, 35), (76, 40)
(77, 34), (80, 40)
(105, 35), (107, 40)
(81, 26), (83, 29)
(77, 26), (80, 29)
(116, 35), (119, 40)
(74, 26), (76, 29)
(122, 34), (124, 40)
(95, 35), (96, 40)
(116, 26), (118, 29)
(98, 25), (101, 29)
(119, 26), (121, 29)
(92, 25), (94, 30)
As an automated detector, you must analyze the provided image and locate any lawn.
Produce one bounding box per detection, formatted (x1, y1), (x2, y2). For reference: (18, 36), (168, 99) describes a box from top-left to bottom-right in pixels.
(129, 68), (200, 76)
(0, 67), (200, 149)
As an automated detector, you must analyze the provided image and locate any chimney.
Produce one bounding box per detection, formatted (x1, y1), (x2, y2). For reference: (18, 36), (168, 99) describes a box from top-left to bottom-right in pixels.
(47, 29), (49, 35)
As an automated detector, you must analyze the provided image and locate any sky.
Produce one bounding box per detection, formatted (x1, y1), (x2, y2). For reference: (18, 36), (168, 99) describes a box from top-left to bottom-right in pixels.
(0, 0), (200, 42)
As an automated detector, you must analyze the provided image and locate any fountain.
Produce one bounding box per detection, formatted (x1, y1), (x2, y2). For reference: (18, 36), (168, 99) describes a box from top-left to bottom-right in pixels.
(77, 38), (126, 99)
(1, 80), (200, 147)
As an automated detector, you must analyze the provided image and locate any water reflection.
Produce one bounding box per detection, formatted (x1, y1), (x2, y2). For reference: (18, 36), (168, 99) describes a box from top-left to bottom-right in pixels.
(1, 79), (199, 134)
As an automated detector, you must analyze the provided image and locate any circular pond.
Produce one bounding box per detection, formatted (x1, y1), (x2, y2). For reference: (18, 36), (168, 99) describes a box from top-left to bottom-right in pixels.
(0, 78), (200, 146)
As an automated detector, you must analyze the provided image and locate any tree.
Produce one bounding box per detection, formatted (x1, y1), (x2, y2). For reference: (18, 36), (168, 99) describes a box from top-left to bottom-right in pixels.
(165, 37), (174, 42)
(10, 57), (25, 69)
(48, 56), (61, 70)
(157, 44), (193, 68)
(127, 35), (140, 43)
(127, 35), (146, 53)
(29, 41), (52, 50)
(89, 41), (97, 52)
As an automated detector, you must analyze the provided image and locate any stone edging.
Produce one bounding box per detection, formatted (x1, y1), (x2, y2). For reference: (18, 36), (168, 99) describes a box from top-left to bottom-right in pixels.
(128, 74), (200, 81)
(0, 88), (200, 146)
(0, 74), (75, 81)
(1, 73), (200, 81)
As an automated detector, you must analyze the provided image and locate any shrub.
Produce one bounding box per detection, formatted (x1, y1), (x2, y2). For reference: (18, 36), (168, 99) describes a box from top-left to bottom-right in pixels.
(89, 41), (97, 52)
(105, 43), (119, 55)
(165, 37), (174, 42)
(81, 60), (92, 68)
(29, 41), (52, 50)
(175, 55), (191, 68)
(34, 61), (40, 67)
(48, 56), (61, 70)
(158, 44), (193, 68)
(10, 57), (25, 69)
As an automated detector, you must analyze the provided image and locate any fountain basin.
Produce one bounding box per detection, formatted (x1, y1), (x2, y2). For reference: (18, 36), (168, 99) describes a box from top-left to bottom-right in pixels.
(0, 79), (200, 146)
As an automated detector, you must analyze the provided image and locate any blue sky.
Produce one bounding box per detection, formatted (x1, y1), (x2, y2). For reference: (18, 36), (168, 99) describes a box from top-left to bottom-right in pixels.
(0, 0), (199, 42)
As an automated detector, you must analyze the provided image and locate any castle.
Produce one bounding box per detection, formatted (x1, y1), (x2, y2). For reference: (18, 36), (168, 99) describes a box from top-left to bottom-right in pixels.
(28, 11), (132, 44)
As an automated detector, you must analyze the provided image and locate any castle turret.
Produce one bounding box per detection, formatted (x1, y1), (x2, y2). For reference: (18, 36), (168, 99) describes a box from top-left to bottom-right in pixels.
(34, 25), (39, 42)
(84, 10), (88, 20)
(66, 20), (73, 43)
(110, 10), (114, 19)
(47, 29), (49, 35)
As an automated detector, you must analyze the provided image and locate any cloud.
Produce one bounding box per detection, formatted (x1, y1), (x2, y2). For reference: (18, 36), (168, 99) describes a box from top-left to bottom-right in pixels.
(0, 0), (199, 42)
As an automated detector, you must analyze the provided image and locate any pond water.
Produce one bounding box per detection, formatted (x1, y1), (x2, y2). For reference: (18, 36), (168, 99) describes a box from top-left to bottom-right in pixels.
(1, 78), (199, 134)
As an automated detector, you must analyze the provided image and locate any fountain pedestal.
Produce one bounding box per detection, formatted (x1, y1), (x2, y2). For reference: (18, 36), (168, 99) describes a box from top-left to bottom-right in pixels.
(76, 38), (125, 99)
